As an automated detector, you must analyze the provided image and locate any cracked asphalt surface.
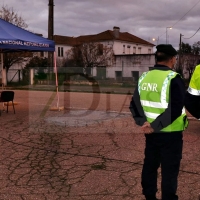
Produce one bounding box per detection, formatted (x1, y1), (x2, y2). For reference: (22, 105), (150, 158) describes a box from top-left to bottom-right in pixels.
(0, 90), (199, 200)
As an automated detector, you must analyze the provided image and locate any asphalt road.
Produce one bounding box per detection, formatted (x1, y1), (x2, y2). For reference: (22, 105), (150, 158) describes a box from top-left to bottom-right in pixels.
(0, 90), (199, 200)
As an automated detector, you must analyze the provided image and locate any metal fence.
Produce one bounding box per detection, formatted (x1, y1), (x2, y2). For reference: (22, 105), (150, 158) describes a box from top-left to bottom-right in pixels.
(4, 65), (150, 87)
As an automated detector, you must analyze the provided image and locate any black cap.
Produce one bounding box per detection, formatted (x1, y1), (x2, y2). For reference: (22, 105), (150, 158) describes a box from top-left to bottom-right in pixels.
(156, 44), (177, 56)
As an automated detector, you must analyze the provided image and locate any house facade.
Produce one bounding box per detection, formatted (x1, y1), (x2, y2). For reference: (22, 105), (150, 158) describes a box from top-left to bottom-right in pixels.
(54, 26), (156, 80)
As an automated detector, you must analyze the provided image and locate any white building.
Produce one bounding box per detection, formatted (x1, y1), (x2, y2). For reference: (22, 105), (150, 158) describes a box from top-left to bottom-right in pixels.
(54, 26), (155, 80)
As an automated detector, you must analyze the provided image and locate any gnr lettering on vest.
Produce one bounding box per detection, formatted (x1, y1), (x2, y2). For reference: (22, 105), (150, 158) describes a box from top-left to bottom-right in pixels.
(141, 83), (158, 92)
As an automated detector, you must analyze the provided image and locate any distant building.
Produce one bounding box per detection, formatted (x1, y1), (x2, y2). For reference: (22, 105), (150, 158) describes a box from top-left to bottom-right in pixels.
(54, 26), (155, 80)
(54, 26), (154, 56)
(7, 27), (156, 83)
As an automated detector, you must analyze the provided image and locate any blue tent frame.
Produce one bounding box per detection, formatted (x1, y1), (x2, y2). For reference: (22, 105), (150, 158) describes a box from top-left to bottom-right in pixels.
(0, 18), (55, 52)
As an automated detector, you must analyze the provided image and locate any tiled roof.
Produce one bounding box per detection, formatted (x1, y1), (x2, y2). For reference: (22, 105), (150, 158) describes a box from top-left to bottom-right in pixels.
(53, 35), (77, 45)
(53, 29), (154, 46)
(118, 32), (154, 46)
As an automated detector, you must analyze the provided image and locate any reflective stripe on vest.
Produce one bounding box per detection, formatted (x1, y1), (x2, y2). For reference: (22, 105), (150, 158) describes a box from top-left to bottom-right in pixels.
(140, 100), (168, 109)
(188, 87), (200, 96)
(144, 108), (186, 120)
(138, 71), (148, 94)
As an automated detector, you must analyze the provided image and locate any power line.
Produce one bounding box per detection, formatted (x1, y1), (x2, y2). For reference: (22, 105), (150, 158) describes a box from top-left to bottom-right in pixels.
(171, 0), (200, 27)
(183, 27), (200, 39)
(158, 0), (200, 38)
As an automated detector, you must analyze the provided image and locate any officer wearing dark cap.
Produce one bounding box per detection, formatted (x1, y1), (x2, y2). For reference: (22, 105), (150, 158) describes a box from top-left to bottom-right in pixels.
(156, 44), (178, 56)
(130, 44), (188, 200)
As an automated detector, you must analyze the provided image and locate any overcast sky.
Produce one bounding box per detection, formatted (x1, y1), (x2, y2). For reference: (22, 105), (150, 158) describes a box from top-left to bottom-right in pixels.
(1, 0), (200, 49)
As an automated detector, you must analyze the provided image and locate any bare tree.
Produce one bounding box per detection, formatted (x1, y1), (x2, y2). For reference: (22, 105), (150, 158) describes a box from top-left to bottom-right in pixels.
(192, 41), (200, 55)
(3, 52), (33, 73)
(66, 42), (114, 75)
(175, 53), (200, 80)
(0, 5), (29, 74)
(175, 42), (200, 79)
(0, 5), (27, 28)
(184, 54), (200, 80)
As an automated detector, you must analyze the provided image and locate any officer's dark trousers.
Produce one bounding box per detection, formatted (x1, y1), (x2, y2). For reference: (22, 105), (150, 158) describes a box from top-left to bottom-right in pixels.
(141, 132), (183, 200)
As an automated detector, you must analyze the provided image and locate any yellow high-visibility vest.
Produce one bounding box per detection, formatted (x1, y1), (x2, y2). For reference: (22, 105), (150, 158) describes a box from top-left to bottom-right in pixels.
(188, 64), (200, 96)
(138, 70), (188, 132)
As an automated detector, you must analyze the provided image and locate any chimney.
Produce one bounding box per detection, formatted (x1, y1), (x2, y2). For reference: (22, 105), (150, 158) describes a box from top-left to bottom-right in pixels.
(113, 26), (120, 39)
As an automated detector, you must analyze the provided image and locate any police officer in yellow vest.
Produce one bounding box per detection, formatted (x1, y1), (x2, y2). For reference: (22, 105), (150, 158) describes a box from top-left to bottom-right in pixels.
(185, 64), (200, 119)
(129, 44), (188, 200)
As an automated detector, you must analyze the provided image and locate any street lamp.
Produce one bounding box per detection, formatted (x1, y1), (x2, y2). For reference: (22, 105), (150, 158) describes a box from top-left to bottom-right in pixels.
(152, 37), (159, 45)
(166, 27), (172, 44)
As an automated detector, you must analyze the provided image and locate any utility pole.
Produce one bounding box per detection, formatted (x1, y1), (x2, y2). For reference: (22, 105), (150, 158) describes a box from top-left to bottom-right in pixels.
(48, 0), (54, 41)
(179, 34), (183, 54)
(48, 0), (54, 83)
(178, 33), (184, 76)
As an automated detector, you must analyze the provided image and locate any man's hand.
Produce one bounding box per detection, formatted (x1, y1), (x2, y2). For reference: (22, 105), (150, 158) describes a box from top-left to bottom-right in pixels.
(140, 121), (154, 134)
